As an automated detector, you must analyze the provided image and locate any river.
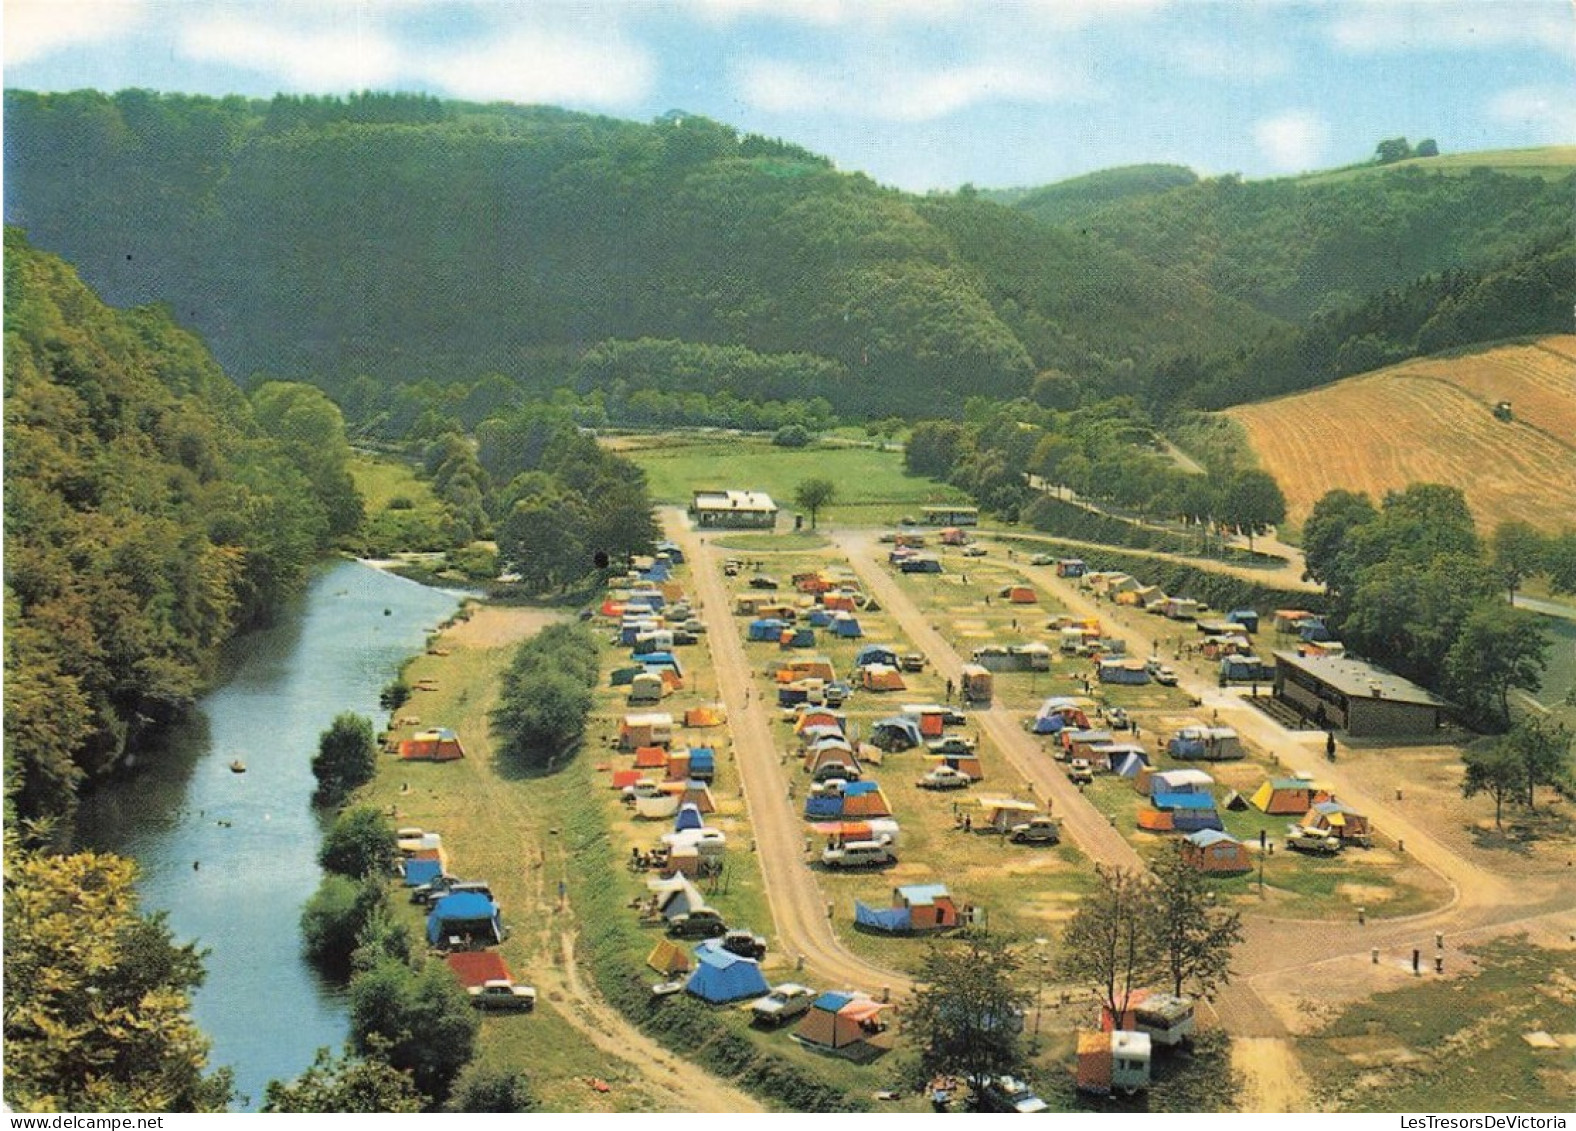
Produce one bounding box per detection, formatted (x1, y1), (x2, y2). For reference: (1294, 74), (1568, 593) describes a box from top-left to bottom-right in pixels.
(73, 559), (462, 1110)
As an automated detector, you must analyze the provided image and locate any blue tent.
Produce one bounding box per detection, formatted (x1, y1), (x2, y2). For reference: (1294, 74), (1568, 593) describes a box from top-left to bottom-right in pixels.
(831, 615), (863, 638)
(871, 716), (923, 751)
(1032, 712), (1067, 735)
(626, 593), (664, 611)
(808, 608), (836, 627)
(403, 857), (443, 887)
(639, 652), (684, 678)
(1220, 655), (1268, 682)
(685, 946), (770, 1004)
(1152, 793), (1223, 832)
(674, 803), (704, 832)
(778, 685), (811, 707)
(688, 748), (716, 782)
(855, 645), (899, 669)
(426, 892), (503, 947)
(655, 540), (685, 564)
(748, 618), (788, 642)
(855, 901), (911, 932)
(783, 628), (817, 649)
(1098, 659), (1150, 685)
(1111, 751), (1149, 778)
(1227, 609), (1260, 633)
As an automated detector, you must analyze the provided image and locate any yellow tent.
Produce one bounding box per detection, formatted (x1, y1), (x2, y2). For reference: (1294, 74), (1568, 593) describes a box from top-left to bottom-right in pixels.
(646, 938), (693, 975)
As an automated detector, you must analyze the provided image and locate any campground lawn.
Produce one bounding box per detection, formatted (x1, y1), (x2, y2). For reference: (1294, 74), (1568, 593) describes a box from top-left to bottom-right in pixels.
(621, 432), (970, 527)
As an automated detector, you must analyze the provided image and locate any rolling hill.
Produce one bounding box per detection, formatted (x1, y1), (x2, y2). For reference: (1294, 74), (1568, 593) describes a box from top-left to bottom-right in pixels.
(1226, 336), (1576, 533)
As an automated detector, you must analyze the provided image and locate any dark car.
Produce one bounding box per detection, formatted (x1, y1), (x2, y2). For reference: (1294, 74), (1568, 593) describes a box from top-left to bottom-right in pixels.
(721, 929), (768, 961)
(748, 575), (780, 590)
(667, 909), (728, 939)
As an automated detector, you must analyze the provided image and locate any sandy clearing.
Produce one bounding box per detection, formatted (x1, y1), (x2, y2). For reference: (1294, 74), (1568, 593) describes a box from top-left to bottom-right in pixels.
(443, 604), (570, 649)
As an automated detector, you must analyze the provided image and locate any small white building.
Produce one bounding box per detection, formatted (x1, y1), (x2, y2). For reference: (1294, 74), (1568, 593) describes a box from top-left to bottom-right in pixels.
(691, 489), (778, 529)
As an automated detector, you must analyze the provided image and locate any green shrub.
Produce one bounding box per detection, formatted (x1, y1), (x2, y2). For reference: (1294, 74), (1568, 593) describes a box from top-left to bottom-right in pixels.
(319, 805), (398, 879)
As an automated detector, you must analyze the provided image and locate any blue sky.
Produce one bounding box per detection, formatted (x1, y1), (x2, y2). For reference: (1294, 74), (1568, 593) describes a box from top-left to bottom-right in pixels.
(6, 0), (1573, 190)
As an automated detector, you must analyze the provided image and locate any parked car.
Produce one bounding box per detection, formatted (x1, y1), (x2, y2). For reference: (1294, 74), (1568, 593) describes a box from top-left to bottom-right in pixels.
(976, 1076), (1049, 1114)
(960, 545), (988, 557)
(917, 765), (973, 791)
(939, 707), (969, 726)
(1107, 707), (1131, 731)
(751, 983), (817, 1025)
(468, 979), (536, 1012)
(824, 681), (852, 707)
(1067, 758), (1094, 784)
(821, 840), (897, 869)
(1009, 816), (1062, 845)
(1286, 826), (1342, 855)
(900, 652), (926, 672)
(721, 929), (768, 961)
(1153, 666), (1179, 687)
(724, 561), (741, 576)
(1029, 553), (1056, 566)
(667, 909), (728, 938)
(748, 575), (780, 590)
(926, 735), (978, 756)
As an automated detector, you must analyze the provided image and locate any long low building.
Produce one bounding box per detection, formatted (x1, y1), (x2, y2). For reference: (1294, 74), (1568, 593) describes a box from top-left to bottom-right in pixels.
(690, 489), (778, 529)
(1271, 650), (1448, 738)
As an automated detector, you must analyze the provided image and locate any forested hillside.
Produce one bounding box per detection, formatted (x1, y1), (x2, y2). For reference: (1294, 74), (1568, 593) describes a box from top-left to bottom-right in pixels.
(5, 90), (1270, 418)
(3, 228), (356, 831)
(1019, 161), (1574, 323)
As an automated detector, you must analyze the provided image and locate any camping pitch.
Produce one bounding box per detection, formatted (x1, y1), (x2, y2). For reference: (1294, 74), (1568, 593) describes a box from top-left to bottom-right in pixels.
(796, 992), (890, 1055)
(398, 728), (465, 762)
(686, 944), (770, 1004)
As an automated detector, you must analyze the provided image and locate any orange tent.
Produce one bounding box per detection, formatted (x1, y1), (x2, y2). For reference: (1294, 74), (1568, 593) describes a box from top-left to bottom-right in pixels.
(665, 751), (692, 781)
(646, 938), (693, 975)
(1136, 808), (1175, 832)
(398, 728), (465, 761)
(633, 746), (668, 769)
(611, 769), (643, 789)
(446, 951), (511, 988)
(685, 705), (725, 727)
(796, 993), (890, 1052)
(1007, 586), (1038, 604)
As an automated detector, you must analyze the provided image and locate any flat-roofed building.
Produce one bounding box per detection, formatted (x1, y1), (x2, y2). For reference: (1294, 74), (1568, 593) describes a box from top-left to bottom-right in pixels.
(690, 489), (778, 529)
(1272, 651), (1448, 737)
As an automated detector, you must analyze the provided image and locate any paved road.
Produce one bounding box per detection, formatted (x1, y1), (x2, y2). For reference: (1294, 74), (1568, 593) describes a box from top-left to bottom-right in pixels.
(665, 511), (912, 999)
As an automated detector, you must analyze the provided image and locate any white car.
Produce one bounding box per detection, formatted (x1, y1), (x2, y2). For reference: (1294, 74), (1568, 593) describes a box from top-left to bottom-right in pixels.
(1029, 553), (1056, 566)
(821, 840), (897, 868)
(917, 766), (973, 791)
(751, 983), (818, 1025)
(469, 979), (536, 1012)
(960, 545), (988, 557)
(1153, 666), (1179, 686)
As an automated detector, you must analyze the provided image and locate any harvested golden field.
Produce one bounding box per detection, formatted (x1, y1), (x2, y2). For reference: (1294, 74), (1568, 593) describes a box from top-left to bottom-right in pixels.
(1227, 336), (1576, 532)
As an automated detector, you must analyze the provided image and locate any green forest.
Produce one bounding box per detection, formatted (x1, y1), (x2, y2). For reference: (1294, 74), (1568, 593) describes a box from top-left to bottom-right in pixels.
(3, 228), (358, 831)
(9, 90), (1568, 429)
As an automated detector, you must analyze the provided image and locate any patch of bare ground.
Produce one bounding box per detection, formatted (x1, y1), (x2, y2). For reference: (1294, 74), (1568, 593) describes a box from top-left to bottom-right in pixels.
(442, 604), (569, 649)
(1231, 1037), (1315, 1113)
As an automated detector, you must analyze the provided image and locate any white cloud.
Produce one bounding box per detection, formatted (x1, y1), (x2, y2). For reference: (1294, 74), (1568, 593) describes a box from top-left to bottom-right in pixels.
(415, 29), (655, 107)
(1253, 109), (1329, 172)
(1329, 0), (1576, 56)
(1487, 84), (1576, 138)
(683, 0), (1166, 27)
(4, 0), (145, 65)
(178, 15), (402, 90)
(736, 55), (1086, 121)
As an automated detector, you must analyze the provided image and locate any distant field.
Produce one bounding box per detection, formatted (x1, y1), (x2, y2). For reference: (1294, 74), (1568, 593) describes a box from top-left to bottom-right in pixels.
(618, 432), (970, 525)
(1227, 337), (1576, 533)
(1303, 146), (1576, 185)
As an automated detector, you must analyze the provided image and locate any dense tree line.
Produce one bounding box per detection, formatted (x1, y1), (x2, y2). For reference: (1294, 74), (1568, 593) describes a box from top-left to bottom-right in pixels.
(3, 230), (354, 831)
(491, 623), (600, 771)
(5, 89), (1292, 420)
(1138, 238), (1574, 411)
(904, 399), (1284, 545)
(1303, 484), (1552, 731)
(1023, 162), (1572, 324)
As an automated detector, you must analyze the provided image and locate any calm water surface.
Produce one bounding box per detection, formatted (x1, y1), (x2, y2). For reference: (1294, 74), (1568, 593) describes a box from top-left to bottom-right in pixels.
(74, 559), (461, 1109)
